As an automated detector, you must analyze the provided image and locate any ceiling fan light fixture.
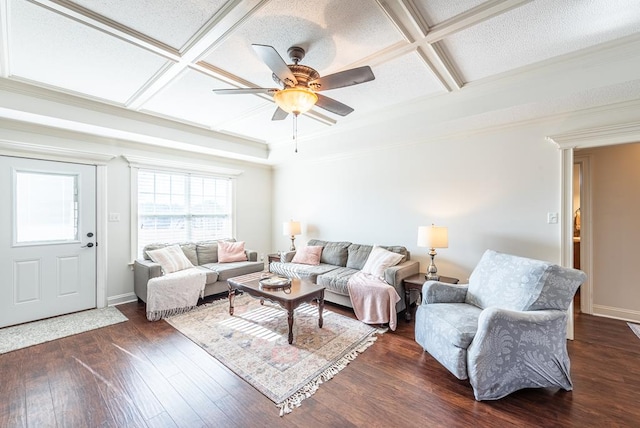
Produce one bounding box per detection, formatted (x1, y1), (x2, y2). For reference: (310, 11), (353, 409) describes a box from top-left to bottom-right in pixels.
(273, 87), (318, 115)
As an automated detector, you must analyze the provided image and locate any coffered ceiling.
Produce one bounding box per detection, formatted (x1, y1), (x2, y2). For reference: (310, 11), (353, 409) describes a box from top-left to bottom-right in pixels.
(1, 0), (640, 162)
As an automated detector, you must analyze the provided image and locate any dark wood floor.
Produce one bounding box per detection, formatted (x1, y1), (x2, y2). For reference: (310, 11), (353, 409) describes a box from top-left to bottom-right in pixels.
(1, 296), (639, 428)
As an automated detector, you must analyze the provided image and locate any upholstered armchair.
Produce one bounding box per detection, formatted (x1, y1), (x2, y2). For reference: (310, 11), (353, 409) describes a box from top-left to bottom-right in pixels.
(414, 249), (586, 400)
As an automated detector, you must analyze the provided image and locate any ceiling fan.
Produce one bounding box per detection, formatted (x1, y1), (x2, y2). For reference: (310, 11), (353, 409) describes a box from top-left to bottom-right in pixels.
(212, 44), (375, 120)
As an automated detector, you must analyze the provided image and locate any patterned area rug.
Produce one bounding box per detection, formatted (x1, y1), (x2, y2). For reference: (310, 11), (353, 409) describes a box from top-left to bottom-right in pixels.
(628, 322), (640, 340)
(166, 294), (378, 416)
(0, 307), (128, 354)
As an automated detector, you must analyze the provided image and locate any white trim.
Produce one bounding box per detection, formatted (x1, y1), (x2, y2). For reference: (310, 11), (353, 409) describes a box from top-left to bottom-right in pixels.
(592, 305), (640, 324)
(123, 154), (243, 177)
(550, 121), (640, 329)
(560, 148), (575, 339)
(96, 165), (108, 308)
(108, 292), (138, 307)
(574, 156), (593, 315)
(0, 140), (116, 165)
(547, 122), (640, 150)
(129, 166), (139, 266)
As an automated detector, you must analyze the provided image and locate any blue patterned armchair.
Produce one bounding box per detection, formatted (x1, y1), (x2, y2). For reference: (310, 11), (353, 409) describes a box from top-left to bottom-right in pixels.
(414, 249), (586, 400)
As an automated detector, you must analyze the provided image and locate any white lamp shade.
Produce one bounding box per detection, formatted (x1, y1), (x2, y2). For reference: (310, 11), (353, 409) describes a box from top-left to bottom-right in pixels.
(417, 225), (448, 248)
(283, 220), (301, 236)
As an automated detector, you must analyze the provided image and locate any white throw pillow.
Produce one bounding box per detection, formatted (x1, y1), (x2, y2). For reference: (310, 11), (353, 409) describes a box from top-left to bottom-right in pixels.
(361, 246), (404, 280)
(147, 244), (194, 274)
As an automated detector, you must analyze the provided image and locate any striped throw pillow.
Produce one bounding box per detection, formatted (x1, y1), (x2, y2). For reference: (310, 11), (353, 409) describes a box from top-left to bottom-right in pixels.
(147, 245), (194, 274)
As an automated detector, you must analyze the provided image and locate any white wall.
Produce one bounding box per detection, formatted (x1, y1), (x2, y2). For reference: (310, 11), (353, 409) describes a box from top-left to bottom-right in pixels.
(273, 123), (563, 282)
(273, 103), (640, 288)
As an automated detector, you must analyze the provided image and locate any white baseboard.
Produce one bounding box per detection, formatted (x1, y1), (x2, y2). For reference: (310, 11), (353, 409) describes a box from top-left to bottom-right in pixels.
(108, 292), (138, 307)
(592, 304), (640, 323)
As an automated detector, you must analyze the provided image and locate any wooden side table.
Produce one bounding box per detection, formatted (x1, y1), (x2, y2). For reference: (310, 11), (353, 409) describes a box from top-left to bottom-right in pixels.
(402, 273), (459, 322)
(267, 253), (281, 265)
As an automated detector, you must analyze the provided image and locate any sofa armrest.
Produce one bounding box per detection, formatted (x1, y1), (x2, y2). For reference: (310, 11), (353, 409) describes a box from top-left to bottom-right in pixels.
(282, 250), (296, 263)
(245, 249), (258, 262)
(384, 260), (419, 287)
(423, 281), (468, 304)
(133, 259), (163, 302)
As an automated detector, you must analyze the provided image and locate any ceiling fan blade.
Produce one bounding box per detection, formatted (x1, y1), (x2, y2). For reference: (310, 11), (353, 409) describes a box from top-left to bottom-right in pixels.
(309, 66), (375, 91)
(315, 93), (354, 116)
(212, 88), (277, 95)
(272, 107), (289, 121)
(252, 44), (298, 87)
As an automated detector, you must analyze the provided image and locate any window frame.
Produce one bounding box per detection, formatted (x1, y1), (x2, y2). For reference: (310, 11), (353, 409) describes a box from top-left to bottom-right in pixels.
(125, 155), (243, 262)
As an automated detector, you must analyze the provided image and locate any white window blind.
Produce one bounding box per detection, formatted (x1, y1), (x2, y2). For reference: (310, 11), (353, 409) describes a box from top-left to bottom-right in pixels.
(137, 169), (232, 257)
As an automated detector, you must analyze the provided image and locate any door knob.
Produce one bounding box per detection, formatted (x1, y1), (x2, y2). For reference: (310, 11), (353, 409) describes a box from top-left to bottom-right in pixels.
(81, 243), (94, 248)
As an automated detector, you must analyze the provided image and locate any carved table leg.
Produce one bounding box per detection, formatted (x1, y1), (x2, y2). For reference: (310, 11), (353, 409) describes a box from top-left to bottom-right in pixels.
(287, 309), (294, 344)
(318, 297), (324, 328)
(229, 288), (235, 316)
(405, 289), (411, 322)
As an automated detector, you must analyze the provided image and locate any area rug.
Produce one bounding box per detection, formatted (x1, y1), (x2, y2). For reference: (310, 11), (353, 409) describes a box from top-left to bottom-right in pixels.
(628, 322), (640, 340)
(0, 307), (127, 355)
(166, 294), (379, 416)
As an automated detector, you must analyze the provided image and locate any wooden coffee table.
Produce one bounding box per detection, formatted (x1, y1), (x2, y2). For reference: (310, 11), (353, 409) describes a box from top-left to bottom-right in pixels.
(227, 273), (325, 344)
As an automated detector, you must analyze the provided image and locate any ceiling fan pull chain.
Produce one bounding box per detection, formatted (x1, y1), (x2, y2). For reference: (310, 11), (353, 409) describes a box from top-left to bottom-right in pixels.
(293, 113), (298, 153)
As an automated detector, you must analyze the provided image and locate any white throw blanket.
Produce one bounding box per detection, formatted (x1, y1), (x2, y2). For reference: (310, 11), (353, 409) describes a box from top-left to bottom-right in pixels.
(146, 268), (207, 321)
(347, 271), (401, 331)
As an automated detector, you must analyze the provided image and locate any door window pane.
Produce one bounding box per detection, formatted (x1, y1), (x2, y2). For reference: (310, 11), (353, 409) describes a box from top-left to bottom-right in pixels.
(15, 171), (78, 243)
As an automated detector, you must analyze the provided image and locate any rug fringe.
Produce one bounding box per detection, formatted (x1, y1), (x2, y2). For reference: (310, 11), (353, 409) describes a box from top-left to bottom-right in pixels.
(146, 306), (197, 321)
(276, 333), (379, 416)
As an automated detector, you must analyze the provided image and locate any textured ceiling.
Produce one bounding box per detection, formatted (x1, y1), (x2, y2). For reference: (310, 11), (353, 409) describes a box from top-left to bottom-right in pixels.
(1, 0), (640, 161)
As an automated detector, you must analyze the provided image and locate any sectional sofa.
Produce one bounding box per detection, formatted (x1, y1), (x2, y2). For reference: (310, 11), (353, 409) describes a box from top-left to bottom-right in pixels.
(269, 239), (420, 311)
(133, 239), (264, 302)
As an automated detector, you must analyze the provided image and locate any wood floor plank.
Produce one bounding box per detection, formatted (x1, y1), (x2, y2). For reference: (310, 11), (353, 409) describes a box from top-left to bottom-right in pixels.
(2, 297), (640, 427)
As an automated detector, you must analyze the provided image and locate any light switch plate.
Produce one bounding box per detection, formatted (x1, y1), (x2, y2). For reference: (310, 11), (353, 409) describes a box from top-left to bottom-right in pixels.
(547, 212), (558, 224)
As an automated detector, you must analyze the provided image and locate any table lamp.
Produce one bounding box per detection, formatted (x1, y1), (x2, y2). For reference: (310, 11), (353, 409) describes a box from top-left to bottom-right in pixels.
(417, 224), (448, 280)
(283, 220), (301, 251)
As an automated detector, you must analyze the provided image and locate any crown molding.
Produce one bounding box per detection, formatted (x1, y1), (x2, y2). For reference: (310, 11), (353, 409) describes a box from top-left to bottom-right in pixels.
(122, 154), (243, 177)
(0, 139), (115, 165)
(547, 122), (640, 150)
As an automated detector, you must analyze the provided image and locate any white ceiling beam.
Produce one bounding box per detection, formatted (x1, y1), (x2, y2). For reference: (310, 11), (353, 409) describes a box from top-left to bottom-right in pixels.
(126, 0), (269, 110)
(425, 0), (534, 43)
(375, 0), (457, 92)
(34, 0), (180, 60)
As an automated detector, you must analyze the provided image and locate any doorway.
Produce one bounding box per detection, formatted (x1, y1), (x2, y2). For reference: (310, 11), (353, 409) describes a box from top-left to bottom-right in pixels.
(0, 156), (97, 327)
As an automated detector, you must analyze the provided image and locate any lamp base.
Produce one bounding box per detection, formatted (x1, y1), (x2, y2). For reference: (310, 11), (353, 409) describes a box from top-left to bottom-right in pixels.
(425, 248), (439, 281)
(290, 236), (296, 251)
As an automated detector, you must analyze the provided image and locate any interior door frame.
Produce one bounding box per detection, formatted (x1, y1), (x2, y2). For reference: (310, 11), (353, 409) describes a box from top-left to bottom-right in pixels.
(548, 121), (640, 339)
(0, 140), (114, 308)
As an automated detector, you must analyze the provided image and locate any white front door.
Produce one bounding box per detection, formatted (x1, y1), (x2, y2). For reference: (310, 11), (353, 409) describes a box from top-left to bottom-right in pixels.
(0, 156), (97, 328)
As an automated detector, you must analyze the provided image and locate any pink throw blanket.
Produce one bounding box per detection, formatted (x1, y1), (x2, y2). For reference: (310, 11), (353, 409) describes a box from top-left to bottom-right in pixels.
(347, 271), (401, 331)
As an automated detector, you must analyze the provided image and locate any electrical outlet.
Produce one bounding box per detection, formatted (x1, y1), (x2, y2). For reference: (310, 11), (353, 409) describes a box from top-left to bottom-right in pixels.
(547, 212), (558, 224)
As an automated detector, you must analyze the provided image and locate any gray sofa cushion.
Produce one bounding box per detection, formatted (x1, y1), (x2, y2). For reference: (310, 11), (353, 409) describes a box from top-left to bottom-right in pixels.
(194, 265), (219, 284)
(308, 239), (351, 266)
(346, 244), (409, 270)
(143, 242), (198, 265)
(316, 267), (360, 296)
(346, 244), (372, 270)
(202, 261), (265, 281)
(269, 261), (339, 283)
(196, 239), (236, 264)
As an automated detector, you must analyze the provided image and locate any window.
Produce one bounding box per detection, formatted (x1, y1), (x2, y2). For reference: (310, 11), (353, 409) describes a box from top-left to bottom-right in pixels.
(15, 171), (78, 243)
(136, 169), (233, 257)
